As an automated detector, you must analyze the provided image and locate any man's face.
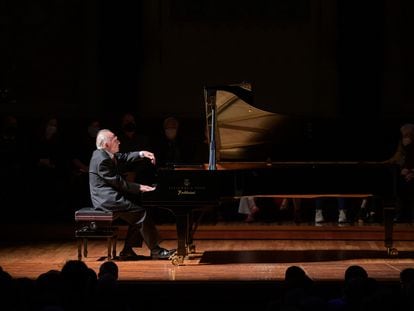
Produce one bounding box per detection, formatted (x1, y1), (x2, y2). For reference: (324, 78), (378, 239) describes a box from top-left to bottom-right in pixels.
(106, 132), (120, 153)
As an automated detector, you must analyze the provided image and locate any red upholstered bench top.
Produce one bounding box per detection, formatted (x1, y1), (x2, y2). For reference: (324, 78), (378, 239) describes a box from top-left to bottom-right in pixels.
(74, 207), (114, 222)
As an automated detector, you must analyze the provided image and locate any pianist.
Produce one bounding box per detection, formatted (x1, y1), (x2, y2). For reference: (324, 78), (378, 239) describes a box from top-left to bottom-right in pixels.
(89, 129), (176, 260)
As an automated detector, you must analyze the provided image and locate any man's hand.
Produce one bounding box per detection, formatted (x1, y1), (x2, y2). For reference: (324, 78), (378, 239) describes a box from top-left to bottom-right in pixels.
(405, 169), (414, 182)
(140, 150), (156, 164)
(401, 168), (414, 182)
(139, 184), (156, 192)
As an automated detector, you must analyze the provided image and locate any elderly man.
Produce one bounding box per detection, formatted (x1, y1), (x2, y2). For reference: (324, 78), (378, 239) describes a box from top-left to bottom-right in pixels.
(89, 129), (175, 260)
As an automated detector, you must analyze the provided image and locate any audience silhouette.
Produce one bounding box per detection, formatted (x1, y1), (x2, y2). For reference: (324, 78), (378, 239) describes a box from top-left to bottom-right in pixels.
(0, 262), (412, 311)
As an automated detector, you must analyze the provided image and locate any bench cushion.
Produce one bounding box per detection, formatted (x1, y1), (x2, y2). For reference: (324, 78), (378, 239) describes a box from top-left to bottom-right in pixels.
(75, 207), (114, 222)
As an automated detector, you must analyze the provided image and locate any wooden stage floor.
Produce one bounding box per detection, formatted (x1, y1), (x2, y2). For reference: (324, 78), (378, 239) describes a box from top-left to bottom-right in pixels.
(1, 231), (414, 283)
(2, 222), (414, 310)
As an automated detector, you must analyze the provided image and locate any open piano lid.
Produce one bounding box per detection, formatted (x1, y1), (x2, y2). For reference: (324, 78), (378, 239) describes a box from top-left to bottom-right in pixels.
(205, 82), (287, 162)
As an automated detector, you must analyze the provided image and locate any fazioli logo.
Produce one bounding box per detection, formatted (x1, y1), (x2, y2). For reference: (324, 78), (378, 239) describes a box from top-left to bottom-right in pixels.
(178, 190), (196, 195)
(169, 178), (205, 196)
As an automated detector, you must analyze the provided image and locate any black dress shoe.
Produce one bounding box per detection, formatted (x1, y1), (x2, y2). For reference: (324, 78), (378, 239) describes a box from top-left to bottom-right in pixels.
(150, 247), (176, 260)
(119, 249), (144, 261)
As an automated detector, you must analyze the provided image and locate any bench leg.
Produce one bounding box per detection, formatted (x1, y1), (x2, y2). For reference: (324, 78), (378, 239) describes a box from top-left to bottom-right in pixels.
(77, 238), (82, 260)
(107, 237), (112, 260)
(83, 238), (88, 258)
(112, 236), (117, 259)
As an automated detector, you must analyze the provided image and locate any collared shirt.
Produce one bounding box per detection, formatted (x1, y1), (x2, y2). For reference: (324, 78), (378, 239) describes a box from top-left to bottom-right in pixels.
(104, 149), (115, 160)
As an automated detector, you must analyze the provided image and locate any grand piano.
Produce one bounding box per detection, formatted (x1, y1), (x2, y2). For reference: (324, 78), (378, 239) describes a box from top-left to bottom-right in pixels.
(142, 82), (399, 265)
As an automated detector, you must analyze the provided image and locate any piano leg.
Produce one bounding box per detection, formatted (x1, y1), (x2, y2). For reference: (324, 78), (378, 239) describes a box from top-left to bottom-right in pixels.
(171, 210), (190, 265)
(383, 206), (398, 256)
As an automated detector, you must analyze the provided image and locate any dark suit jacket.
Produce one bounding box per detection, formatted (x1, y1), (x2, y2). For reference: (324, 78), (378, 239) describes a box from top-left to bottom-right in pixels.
(89, 149), (145, 211)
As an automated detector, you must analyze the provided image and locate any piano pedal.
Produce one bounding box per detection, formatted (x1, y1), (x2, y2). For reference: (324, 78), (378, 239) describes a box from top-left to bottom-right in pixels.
(188, 244), (196, 254)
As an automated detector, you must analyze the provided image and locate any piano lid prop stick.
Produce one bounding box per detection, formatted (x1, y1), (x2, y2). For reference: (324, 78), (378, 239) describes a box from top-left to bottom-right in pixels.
(209, 106), (216, 170)
(206, 88), (217, 170)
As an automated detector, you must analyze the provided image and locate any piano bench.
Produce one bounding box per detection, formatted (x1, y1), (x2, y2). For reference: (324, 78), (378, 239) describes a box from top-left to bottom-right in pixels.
(74, 207), (118, 261)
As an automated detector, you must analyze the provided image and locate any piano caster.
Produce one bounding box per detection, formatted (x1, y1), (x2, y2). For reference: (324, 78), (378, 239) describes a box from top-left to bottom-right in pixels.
(171, 254), (185, 266)
(387, 247), (398, 257)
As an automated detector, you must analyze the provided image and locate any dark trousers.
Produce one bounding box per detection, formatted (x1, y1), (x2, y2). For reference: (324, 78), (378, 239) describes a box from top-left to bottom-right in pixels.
(114, 209), (160, 250)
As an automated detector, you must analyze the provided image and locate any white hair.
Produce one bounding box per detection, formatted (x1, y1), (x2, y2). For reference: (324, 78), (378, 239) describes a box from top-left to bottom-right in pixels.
(96, 129), (112, 149)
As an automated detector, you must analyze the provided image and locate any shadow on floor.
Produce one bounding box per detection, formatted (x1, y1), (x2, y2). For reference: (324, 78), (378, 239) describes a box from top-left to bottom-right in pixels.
(199, 249), (414, 264)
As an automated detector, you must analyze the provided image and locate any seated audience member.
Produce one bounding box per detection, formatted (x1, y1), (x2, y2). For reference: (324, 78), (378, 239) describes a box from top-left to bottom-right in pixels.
(118, 112), (152, 151)
(0, 267), (14, 307)
(238, 196), (289, 223)
(117, 112), (153, 184)
(98, 261), (119, 281)
(72, 118), (101, 174)
(60, 260), (96, 311)
(0, 115), (29, 217)
(34, 269), (63, 310)
(238, 196), (260, 223)
(266, 265), (326, 311)
(156, 116), (187, 167)
(383, 123), (414, 222)
(191, 124), (210, 164)
(30, 116), (69, 219)
(327, 265), (377, 311)
(95, 261), (127, 310)
(70, 117), (101, 207)
(314, 197), (347, 224)
(398, 267), (414, 309)
(344, 265), (368, 282)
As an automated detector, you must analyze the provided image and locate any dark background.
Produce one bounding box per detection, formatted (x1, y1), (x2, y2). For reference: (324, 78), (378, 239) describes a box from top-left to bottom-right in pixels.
(1, 0), (414, 222)
(1, 1), (414, 116)
(2, 1), (414, 153)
